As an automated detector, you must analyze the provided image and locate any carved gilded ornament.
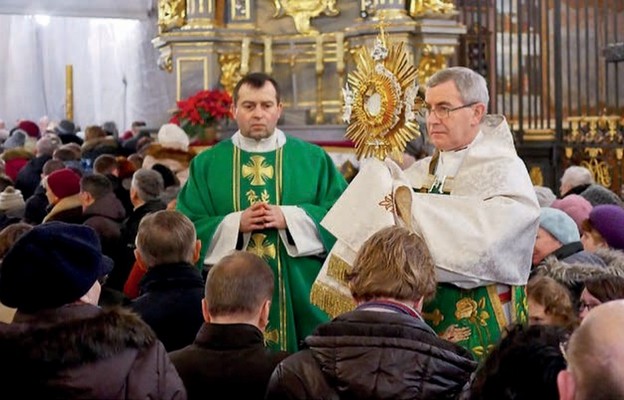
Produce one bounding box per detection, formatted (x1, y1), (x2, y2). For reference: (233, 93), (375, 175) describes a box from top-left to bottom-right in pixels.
(273, 0), (339, 34)
(417, 45), (452, 86)
(409, 0), (456, 17)
(343, 27), (423, 160)
(581, 149), (612, 187)
(529, 166), (544, 186)
(158, 0), (187, 32)
(218, 53), (243, 96)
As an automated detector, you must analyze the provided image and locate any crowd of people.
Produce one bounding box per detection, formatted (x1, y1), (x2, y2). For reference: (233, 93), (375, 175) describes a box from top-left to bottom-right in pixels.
(0, 68), (623, 399)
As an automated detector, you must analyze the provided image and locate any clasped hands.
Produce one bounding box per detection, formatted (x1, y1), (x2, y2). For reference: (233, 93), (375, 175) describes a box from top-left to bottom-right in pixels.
(239, 202), (287, 233)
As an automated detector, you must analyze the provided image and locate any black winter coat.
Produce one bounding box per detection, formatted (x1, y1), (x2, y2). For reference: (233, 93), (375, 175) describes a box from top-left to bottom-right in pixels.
(266, 310), (477, 400)
(129, 262), (205, 352)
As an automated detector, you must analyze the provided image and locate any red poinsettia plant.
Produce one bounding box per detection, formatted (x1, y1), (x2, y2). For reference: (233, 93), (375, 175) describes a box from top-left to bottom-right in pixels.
(170, 89), (233, 141)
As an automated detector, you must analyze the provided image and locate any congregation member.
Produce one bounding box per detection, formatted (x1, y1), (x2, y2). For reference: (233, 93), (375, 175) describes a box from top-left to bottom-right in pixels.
(314, 66), (539, 360)
(266, 226), (476, 399)
(532, 207), (602, 268)
(106, 168), (166, 293)
(558, 300), (624, 399)
(559, 165), (593, 197)
(580, 204), (624, 252)
(169, 250), (288, 399)
(42, 168), (83, 224)
(142, 123), (195, 186)
(526, 275), (577, 330)
(129, 210), (204, 351)
(469, 324), (567, 400)
(80, 173), (126, 261)
(22, 158), (64, 225)
(0, 222), (186, 399)
(177, 72), (347, 352)
(578, 275), (624, 321)
(15, 134), (60, 199)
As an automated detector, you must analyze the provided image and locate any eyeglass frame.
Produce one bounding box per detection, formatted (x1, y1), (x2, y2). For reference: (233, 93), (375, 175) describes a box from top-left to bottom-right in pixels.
(578, 300), (600, 313)
(422, 101), (479, 119)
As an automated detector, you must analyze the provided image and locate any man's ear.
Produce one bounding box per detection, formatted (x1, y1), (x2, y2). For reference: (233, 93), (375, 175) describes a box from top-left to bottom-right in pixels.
(557, 370), (576, 400)
(192, 240), (202, 263)
(201, 298), (211, 323)
(472, 103), (487, 125)
(134, 249), (147, 272)
(258, 299), (271, 331)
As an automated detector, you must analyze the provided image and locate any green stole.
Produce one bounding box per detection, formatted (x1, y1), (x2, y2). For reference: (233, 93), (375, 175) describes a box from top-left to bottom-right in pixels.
(233, 146), (294, 352)
(421, 153), (528, 361)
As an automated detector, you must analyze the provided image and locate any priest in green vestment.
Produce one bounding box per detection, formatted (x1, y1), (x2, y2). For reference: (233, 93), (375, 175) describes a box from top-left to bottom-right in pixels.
(313, 67), (540, 361)
(177, 73), (347, 352)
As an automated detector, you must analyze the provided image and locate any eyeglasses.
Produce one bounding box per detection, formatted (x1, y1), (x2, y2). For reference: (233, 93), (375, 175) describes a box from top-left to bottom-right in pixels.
(422, 102), (478, 119)
(579, 300), (600, 313)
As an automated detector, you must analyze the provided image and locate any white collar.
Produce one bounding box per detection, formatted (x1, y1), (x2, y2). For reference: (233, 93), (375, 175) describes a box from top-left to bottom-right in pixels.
(232, 129), (286, 153)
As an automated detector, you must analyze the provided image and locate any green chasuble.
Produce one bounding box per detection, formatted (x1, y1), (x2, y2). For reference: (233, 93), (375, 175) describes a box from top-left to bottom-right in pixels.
(177, 135), (347, 352)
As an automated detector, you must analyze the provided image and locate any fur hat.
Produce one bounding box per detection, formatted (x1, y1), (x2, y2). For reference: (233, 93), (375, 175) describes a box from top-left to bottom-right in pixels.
(3, 129), (27, 150)
(539, 207), (580, 245)
(589, 205), (624, 251)
(0, 186), (25, 211)
(0, 222), (113, 313)
(551, 194), (592, 232)
(580, 184), (623, 207)
(46, 168), (81, 199)
(17, 120), (40, 139)
(55, 119), (76, 136)
(157, 123), (189, 151)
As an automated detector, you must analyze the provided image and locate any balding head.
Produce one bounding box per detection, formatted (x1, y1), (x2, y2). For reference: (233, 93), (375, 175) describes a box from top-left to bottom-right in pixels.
(558, 300), (624, 400)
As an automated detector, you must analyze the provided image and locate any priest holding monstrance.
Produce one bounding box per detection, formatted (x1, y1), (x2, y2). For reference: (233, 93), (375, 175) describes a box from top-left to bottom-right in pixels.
(311, 31), (539, 360)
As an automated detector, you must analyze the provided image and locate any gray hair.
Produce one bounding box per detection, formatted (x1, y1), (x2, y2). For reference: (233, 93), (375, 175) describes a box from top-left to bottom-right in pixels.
(136, 210), (196, 267)
(131, 168), (164, 202)
(426, 66), (490, 106)
(561, 166), (594, 188)
(36, 135), (61, 157)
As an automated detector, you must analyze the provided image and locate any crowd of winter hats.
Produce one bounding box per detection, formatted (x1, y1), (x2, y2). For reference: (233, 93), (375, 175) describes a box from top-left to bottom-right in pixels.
(0, 222), (113, 313)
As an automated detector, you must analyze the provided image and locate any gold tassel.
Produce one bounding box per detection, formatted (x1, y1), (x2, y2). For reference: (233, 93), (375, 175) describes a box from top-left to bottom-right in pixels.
(310, 281), (356, 318)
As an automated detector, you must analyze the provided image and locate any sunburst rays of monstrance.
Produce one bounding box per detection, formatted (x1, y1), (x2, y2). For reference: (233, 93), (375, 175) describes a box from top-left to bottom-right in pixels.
(342, 27), (423, 161)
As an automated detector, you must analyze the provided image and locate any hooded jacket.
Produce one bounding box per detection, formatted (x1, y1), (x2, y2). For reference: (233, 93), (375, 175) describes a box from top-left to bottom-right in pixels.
(0, 304), (186, 399)
(266, 309), (477, 400)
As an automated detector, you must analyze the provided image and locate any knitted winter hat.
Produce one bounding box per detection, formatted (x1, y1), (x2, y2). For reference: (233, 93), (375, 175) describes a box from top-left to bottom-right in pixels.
(17, 120), (40, 139)
(0, 222), (113, 313)
(158, 123), (189, 151)
(551, 194), (593, 232)
(534, 186), (556, 207)
(539, 207), (580, 245)
(46, 168), (81, 199)
(3, 129), (27, 149)
(0, 186), (25, 211)
(580, 184), (623, 207)
(589, 205), (624, 251)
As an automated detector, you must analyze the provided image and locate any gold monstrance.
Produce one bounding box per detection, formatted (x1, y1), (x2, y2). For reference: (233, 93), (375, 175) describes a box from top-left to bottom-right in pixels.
(342, 27), (422, 160)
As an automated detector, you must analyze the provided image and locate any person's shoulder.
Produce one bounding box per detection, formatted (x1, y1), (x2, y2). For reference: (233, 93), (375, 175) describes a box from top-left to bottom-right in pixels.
(283, 135), (332, 161)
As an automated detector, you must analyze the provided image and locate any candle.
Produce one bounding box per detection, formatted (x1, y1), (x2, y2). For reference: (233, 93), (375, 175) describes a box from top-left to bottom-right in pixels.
(65, 65), (73, 120)
(335, 32), (344, 72)
(241, 37), (250, 75)
(315, 34), (323, 73)
(264, 37), (272, 75)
